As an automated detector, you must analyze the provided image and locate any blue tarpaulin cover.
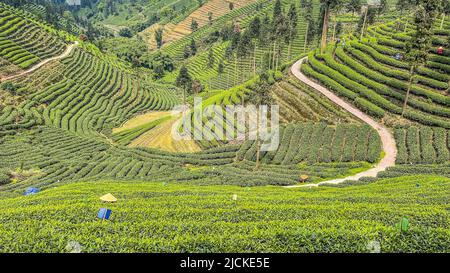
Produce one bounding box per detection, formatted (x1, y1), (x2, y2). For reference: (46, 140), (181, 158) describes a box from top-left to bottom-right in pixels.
(98, 208), (112, 220)
(24, 187), (40, 196)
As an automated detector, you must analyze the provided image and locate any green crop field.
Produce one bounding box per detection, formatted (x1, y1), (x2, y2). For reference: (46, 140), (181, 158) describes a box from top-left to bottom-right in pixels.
(0, 0), (450, 255)
(1, 175), (449, 252)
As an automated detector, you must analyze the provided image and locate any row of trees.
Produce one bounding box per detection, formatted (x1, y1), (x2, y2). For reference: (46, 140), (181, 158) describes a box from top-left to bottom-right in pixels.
(402, 0), (447, 116)
(176, 65), (205, 105)
(209, 0), (317, 85)
(318, 0), (385, 53)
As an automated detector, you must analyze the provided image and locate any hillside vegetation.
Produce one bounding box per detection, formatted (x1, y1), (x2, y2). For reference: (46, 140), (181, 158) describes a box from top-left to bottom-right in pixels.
(154, 0), (257, 48)
(0, 0), (449, 254)
(302, 18), (450, 129)
(158, 0), (321, 90)
(0, 2), (67, 77)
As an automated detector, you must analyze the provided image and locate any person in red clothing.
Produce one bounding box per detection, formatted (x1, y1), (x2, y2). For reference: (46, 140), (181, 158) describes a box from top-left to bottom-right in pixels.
(437, 47), (444, 55)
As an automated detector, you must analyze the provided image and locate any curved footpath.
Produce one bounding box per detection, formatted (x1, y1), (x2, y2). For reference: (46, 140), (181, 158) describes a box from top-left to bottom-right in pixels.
(286, 57), (397, 188)
(0, 41), (78, 82)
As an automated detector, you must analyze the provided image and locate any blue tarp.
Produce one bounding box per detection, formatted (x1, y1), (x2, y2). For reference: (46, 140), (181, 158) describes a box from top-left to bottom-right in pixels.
(24, 187), (40, 196)
(98, 208), (112, 220)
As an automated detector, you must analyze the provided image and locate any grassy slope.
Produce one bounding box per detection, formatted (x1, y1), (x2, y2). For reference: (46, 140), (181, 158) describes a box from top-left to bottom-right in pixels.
(0, 175), (449, 252)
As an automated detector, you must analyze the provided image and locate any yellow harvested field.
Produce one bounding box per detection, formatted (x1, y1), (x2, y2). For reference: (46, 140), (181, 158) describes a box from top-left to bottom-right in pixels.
(113, 111), (173, 134)
(150, 0), (256, 47)
(139, 23), (176, 50)
(129, 113), (201, 153)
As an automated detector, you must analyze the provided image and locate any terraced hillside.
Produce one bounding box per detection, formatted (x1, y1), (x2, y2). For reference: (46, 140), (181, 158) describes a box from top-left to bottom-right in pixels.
(0, 0), (450, 255)
(99, 0), (198, 30)
(0, 2), (385, 192)
(301, 18), (450, 129)
(296, 13), (450, 182)
(154, 0), (257, 48)
(273, 75), (358, 124)
(154, 0), (268, 59)
(1, 46), (179, 137)
(0, 1), (392, 192)
(159, 0), (321, 90)
(0, 2), (67, 77)
(21, 3), (81, 35)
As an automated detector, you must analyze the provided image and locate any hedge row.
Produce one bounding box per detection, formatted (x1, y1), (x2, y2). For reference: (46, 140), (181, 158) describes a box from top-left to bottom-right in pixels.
(395, 126), (450, 165)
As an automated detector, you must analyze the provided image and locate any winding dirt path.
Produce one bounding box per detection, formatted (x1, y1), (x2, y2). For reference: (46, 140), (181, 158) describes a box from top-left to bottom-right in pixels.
(0, 41), (78, 82)
(286, 57), (397, 188)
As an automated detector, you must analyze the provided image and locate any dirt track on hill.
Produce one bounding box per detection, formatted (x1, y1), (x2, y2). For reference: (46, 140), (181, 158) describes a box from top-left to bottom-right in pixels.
(286, 57), (397, 188)
(0, 41), (78, 82)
